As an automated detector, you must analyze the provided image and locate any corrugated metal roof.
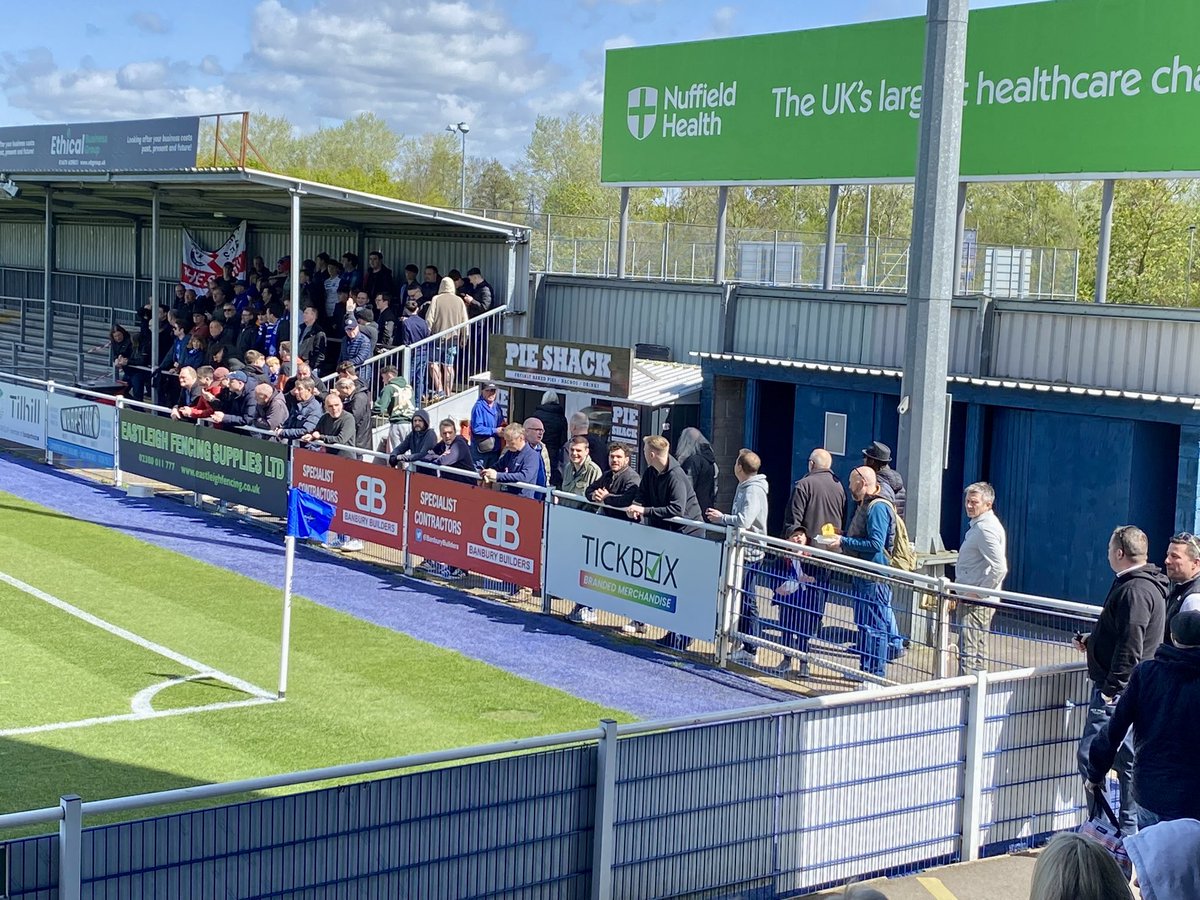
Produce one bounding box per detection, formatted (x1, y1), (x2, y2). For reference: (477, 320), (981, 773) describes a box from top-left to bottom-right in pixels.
(693, 351), (1200, 408)
(473, 359), (702, 406)
(3, 168), (529, 241)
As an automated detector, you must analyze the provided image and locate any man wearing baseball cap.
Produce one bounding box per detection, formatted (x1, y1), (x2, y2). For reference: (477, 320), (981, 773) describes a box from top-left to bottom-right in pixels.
(338, 316), (373, 384)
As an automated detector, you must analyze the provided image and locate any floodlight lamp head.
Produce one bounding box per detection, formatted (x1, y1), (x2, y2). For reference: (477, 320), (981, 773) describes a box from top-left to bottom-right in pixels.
(457, 122), (470, 134)
(0, 176), (19, 200)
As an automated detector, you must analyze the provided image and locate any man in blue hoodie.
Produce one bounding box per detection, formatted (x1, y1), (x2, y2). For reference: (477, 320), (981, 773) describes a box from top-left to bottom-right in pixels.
(705, 449), (770, 666)
(829, 466), (896, 678)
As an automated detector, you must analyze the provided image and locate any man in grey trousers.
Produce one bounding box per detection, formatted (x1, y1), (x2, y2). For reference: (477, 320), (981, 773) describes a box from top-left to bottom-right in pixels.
(954, 482), (1009, 674)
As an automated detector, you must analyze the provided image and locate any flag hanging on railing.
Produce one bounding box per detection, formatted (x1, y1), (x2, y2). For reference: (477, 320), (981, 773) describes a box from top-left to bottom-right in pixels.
(180, 221), (247, 295)
(286, 487), (335, 540)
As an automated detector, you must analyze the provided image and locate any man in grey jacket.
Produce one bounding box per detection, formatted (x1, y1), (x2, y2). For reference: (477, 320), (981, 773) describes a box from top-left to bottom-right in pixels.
(954, 482), (1009, 673)
(705, 449), (770, 664)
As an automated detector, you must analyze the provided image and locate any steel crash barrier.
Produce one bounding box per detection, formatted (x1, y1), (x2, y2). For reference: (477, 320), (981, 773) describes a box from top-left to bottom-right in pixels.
(0, 370), (1100, 898)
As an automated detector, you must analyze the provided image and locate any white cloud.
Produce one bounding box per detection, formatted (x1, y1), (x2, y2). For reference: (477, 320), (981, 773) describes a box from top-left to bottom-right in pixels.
(129, 11), (171, 35)
(199, 55), (224, 77)
(710, 5), (736, 35)
(602, 34), (638, 50)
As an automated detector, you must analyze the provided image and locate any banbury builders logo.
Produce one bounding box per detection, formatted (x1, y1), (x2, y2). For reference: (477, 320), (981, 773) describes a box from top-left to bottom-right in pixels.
(626, 81), (737, 141)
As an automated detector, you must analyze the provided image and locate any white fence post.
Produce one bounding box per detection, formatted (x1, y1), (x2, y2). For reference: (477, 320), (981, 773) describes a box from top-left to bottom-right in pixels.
(114, 398), (125, 487)
(936, 577), (953, 679)
(58, 794), (83, 900)
(45, 380), (55, 465)
(717, 527), (741, 666)
(590, 719), (619, 900)
(961, 670), (989, 862)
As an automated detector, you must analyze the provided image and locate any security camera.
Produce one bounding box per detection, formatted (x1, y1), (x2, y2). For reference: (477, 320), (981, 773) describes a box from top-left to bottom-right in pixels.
(0, 177), (18, 200)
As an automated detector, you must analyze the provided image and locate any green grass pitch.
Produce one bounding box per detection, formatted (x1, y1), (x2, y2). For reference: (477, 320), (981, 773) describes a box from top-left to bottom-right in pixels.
(0, 490), (629, 820)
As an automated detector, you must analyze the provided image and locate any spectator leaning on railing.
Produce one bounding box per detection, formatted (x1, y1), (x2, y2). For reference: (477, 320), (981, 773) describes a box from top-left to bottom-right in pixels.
(481, 424), (540, 498)
(276, 378), (323, 441)
(388, 409), (437, 465)
(335, 376), (373, 451)
(373, 366), (415, 451)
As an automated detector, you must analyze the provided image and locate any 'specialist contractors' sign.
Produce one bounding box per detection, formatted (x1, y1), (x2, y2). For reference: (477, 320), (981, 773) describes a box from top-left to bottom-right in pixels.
(291, 446), (406, 544)
(602, 0), (1200, 184)
(545, 505), (722, 641)
(407, 471), (544, 589)
(488, 336), (633, 398)
(118, 410), (287, 516)
(0, 116), (199, 173)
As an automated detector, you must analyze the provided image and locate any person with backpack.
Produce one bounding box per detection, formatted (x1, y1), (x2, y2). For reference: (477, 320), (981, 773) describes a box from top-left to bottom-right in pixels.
(829, 466), (904, 677)
(953, 482), (1009, 674)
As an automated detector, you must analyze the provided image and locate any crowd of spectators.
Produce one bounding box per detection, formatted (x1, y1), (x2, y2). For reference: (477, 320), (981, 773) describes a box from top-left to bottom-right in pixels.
(110, 251), (496, 411)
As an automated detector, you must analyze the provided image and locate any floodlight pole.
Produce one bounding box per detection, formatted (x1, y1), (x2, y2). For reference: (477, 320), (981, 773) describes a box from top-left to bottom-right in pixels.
(1095, 178), (1115, 303)
(1187, 224), (1196, 306)
(823, 184), (840, 290)
(897, 0), (969, 555)
(714, 186), (729, 283)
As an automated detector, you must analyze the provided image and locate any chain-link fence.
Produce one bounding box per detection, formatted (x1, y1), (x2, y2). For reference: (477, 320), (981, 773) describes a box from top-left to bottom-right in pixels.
(470, 208), (1080, 298)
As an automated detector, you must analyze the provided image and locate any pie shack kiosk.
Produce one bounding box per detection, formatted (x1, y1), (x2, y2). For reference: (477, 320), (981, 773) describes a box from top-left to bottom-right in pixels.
(478, 336), (702, 471)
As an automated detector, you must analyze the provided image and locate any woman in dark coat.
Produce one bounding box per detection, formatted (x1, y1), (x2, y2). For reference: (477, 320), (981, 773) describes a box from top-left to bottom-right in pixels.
(675, 427), (718, 511)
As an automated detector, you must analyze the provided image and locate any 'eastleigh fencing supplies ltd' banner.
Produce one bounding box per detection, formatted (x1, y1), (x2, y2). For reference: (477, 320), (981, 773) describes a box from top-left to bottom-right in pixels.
(47, 393), (116, 467)
(0, 381), (47, 449)
(181, 221), (248, 295)
(488, 336), (633, 398)
(545, 505), (722, 641)
(602, 0), (1200, 184)
(406, 471), (544, 589)
(118, 410), (288, 517)
(291, 448), (406, 546)
(0, 116), (199, 173)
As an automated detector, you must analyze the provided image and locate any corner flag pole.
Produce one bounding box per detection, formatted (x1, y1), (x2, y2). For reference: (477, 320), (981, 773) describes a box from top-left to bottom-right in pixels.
(278, 533), (296, 699)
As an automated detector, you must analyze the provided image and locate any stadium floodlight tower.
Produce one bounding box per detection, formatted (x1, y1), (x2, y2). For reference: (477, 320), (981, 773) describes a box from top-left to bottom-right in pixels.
(446, 122), (469, 211)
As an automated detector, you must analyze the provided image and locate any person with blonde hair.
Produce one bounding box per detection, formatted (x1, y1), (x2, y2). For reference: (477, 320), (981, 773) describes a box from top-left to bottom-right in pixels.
(1028, 832), (1132, 900)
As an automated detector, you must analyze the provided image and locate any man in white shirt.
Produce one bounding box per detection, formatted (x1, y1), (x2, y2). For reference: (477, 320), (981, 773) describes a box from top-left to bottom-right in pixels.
(954, 482), (1009, 674)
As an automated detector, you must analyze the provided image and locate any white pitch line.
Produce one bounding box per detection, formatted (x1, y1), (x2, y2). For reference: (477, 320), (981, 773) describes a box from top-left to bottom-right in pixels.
(0, 569), (275, 701)
(0, 696), (276, 737)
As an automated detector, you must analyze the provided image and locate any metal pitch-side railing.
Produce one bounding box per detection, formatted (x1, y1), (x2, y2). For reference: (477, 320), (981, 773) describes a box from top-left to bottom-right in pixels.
(0, 663), (1090, 900)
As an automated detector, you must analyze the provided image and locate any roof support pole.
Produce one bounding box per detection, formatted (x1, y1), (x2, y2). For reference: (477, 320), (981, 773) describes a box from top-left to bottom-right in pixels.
(823, 184), (840, 290)
(713, 186), (728, 284)
(42, 188), (54, 362)
(617, 187), (630, 279)
(149, 186), (160, 401)
(289, 189), (303, 378)
(898, 0), (968, 554)
(1094, 178), (1115, 304)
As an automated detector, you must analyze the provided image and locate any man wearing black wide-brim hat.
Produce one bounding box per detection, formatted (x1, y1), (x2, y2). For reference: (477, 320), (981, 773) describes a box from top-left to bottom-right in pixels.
(861, 440), (906, 521)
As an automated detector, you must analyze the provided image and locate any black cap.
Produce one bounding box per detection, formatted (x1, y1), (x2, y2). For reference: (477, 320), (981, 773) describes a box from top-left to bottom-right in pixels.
(466, 267), (482, 277)
(482, 382), (497, 392)
(862, 440), (892, 463)
(1172, 610), (1200, 647)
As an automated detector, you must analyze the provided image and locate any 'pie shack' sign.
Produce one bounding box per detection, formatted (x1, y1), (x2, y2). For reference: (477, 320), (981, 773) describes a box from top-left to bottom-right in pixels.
(488, 336), (633, 398)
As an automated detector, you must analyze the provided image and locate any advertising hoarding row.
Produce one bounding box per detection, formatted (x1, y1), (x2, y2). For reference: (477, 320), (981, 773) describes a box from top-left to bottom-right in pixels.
(602, 0), (1200, 185)
(118, 409), (289, 517)
(0, 116), (199, 173)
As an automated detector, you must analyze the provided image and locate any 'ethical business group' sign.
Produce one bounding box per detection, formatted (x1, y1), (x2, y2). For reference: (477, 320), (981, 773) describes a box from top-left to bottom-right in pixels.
(602, 0), (1200, 184)
(118, 410), (287, 516)
(0, 116), (199, 173)
(488, 336), (633, 398)
(545, 505), (722, 641)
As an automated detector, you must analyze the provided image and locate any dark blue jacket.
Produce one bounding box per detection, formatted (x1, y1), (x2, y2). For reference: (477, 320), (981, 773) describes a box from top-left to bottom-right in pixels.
(493, 444), (541, 498)
(1086, 643), (1200, 821)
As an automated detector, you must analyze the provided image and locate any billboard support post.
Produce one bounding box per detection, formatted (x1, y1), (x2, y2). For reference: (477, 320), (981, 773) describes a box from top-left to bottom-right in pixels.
(42, 189), (54, 362)
(898, 0), (968, 554)
(617, 188), (630, 278)
(149, 187), (160, 403)
(823, 184), (840, 290)
(714, 186), (729, 284)
(954, 182), (968, 294)
(1095, 178), (1116, 304)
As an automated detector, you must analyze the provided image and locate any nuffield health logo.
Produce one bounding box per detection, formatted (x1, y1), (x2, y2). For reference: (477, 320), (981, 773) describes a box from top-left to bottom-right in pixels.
(627, 87), (658, 140)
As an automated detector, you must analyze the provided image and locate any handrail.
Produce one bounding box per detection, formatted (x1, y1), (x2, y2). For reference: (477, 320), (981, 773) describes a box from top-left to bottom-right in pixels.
(407, 456), (549, 497)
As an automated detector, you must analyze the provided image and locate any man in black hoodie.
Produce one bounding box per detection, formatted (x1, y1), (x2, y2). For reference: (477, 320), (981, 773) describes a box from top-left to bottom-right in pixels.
(628, 435), (704, 650)
(1074, 525), (1168, 835)
(1163, 532), (1200, 645)
(1085, 610), (1200, 828)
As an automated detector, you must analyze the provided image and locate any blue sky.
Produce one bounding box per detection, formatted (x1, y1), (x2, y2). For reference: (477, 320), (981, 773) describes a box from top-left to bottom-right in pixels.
(0, 0), (1035, 163)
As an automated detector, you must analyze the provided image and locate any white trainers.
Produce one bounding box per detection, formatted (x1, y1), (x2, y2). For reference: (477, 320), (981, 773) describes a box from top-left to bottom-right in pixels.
(729, 648), (758, 666)
(340, 539), (365, 552)
(568, 606), (597, 624)
(621, 622), (647, 635)
(321, 535), (344, 550)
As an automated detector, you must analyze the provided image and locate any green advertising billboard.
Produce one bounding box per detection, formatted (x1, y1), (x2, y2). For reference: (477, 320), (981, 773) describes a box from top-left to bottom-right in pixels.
(601, 0), (1200, 185)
